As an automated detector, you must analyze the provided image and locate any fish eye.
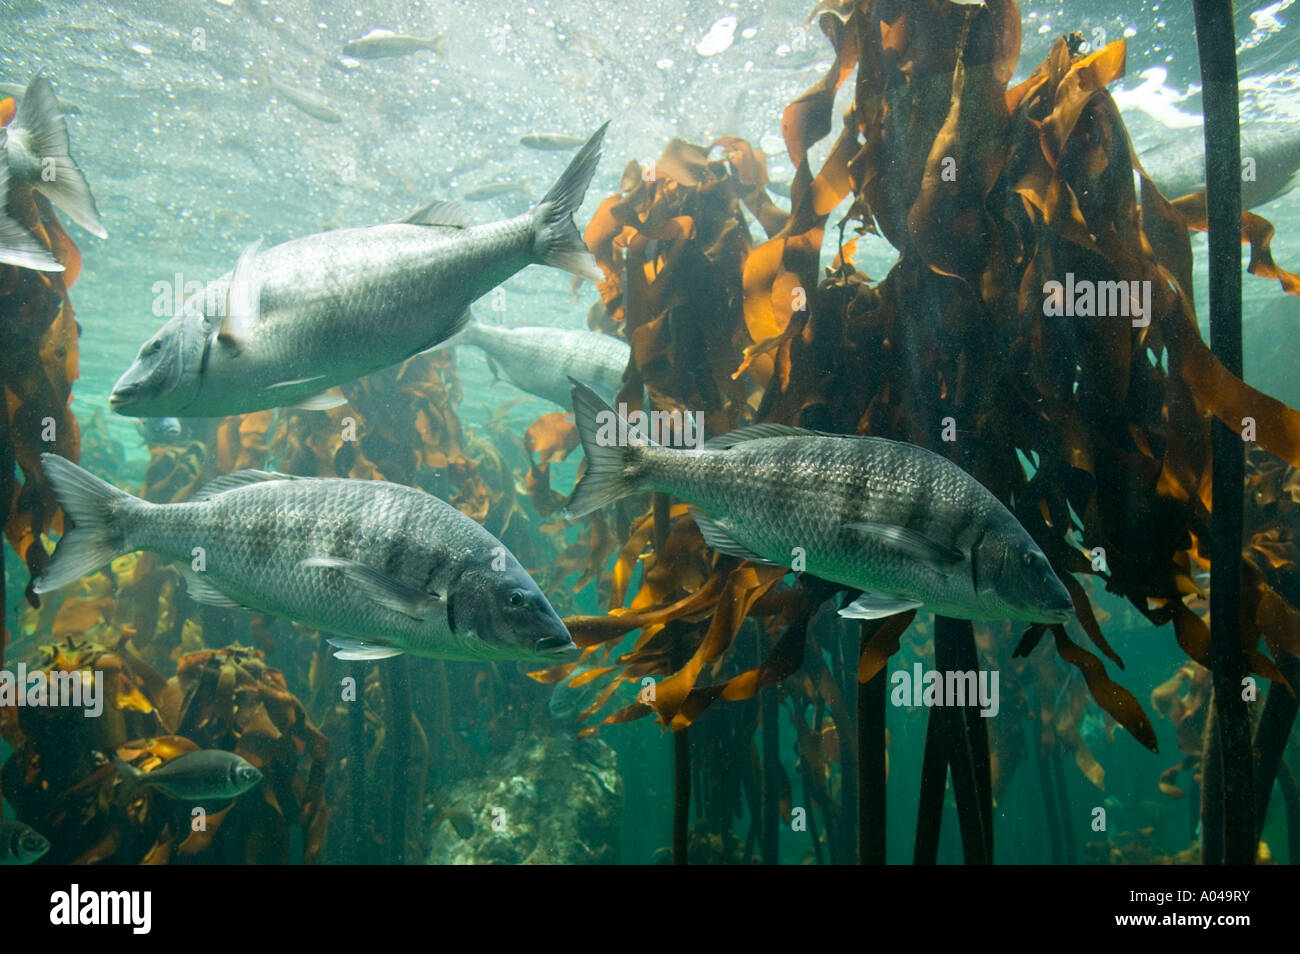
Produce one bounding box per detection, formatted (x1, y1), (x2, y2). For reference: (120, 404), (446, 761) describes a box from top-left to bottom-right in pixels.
(145, 339), (162, 356)
(507, 589), (526, 607)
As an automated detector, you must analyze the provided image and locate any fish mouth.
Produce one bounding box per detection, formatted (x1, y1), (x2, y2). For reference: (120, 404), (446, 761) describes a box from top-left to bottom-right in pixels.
(109, 384), (141, 413)
(1039, 599), (1074, 624)
(535, 635), (579, 657)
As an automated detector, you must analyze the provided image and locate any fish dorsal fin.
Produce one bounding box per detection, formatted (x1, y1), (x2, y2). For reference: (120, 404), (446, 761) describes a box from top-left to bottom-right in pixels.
(838, 592), (923, 620)
(705, 422), (813, 450)
(327, 636), (405, 660)
(195, 469), (299, 501)
(183, 572), (246, 609)
(300, 557), (443, 620)
(218, 238), (263, 354)
(843, 521), (965, 574)
(692, 510), (782, 565)
(400, 200), (470, 229)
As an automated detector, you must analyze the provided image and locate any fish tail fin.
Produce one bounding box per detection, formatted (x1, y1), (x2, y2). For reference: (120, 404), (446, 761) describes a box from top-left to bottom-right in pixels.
(532, 122), (608, 283)
(565, 377), (650, 518)
(12, 75), (107, 238)
(33, 454), (139, 594)
(105, 750), (146, 803)
(0, 162), (63, 272)
(431, 34), (447, 57)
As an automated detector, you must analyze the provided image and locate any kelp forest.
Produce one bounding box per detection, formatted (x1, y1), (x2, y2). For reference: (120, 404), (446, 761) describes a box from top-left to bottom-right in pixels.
(3, 0), (1299, 867)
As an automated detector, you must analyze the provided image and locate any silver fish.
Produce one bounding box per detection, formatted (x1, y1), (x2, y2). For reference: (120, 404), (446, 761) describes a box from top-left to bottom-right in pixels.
(257, 67), (342, 124)
(0, 819), (50, 865)
(548, 656), (619, 721)
(0, 159), (62, 272)
(1140, 120), (1300, 210)
(135, 416), (182, 444)
(0, 74), (106, 239)
(0, 81), (80, 115)
(342, 28), (445, 59)
(564, 381), (1074, 624)
(461, 179), (530, 201)
(109, 123), (608, 418)
(520, 133), (587, 151)
(34, 454), (576, 663)
(109, 749), (262, 801)
(455, 319), (628, 409)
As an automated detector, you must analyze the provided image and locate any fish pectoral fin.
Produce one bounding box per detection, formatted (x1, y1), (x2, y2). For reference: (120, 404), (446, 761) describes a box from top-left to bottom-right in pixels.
(301, 557), (442, 620)
(692, 511), (782, 566)
(260, 376), (349, 411)
(290, 387), (348, 411)
(399, 199), (470, 229)
(838, 592), (923, 620)
(326, 636), (405, 661)
(265, 375), (325, 390)
(183, 573), (245, 609)
(218, 238), (263, 354)
(842, 521), (965, 574)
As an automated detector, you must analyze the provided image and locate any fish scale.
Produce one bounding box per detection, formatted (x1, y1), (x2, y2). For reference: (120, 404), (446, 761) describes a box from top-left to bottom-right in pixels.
(127, 479), (459, 649)
(640, 437), (996, 615)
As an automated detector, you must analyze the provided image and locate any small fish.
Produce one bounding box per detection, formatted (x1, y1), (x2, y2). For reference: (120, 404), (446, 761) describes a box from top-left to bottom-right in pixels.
(257, 66), (342, 124)
(342, 28), (445, 60)
(455, 319), (628, 409)
(0, 81), (80, 114)
(565, 381), (1074, 624)
(34, 454), (577, 663)
(135, 416), (182, 444)
(0, 819), (50, 865)
(520, 133), (587, 151)
(461, 179), (530, 201)
(110, 124), (608, 418)
(0, 74), (106, 238)
(548, 656), (618, 721)
(110, 749), (262, 801)
(0, 160), (62, 271)
(430, 798), (474, 838)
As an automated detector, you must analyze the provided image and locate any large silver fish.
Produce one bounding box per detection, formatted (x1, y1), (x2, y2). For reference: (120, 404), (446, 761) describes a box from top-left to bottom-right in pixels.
(0, 74), (106, 239)
(110, 123), (609, 418)
(564, 382), (1074, 624)
(455, 319), (628, 408)
(1140, 120), (1300, 210)
(34, 454), (576, 663)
